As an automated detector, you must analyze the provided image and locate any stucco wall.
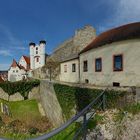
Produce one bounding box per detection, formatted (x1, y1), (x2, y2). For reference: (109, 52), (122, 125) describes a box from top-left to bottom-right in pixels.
(8, 67), (26, 82)
(60, 59), (79, 83)
(80, 39), (140, 86)
(19, 56), (27, 70)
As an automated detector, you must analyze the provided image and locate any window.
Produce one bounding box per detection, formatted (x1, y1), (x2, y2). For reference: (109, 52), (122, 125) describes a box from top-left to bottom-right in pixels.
(83, 61), (88, 72)
(36, 57), (39, 62)
(13, 70), (15, 73)
(36, 47), (38, 50)
(113, 54), (123, 71)
(36, 51), (38, 54)
(16, 70), (18, 73)
(72, 63), (76, 72)
(95, 58), (102, 72)
(64, 65), (67, 73)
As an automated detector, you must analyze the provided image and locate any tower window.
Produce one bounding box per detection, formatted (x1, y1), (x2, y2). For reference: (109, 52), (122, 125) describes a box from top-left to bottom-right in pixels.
(36, 47), (38, 50)
(36, 57), (39, 62)
(36, 51), (38, 54)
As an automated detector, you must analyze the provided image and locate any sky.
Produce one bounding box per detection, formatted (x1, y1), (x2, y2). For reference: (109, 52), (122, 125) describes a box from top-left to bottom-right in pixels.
(0, 0), (140, 70)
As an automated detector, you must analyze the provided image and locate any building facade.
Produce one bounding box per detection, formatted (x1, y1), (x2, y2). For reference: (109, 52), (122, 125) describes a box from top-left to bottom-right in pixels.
(8, 59), (28, 82)
(30, 40), (46, 70)
(60, 55), (79, 83)
(60, 22), (140, 87)
(8, 40), (46, 82)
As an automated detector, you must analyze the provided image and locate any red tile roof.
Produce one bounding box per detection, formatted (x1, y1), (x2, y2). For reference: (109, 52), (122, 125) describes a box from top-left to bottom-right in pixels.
(23, 55), (30, 65)
(80, 22), (140, 54)
(0, 76), (4, 83)
(10, 59), (19, 68)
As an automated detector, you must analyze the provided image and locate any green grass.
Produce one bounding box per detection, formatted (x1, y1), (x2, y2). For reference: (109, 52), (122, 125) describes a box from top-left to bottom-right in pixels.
(123, 103), (140, 115)
(50, 122), (82, 140)
(114, 103), (140, 122)
(0, 99), (41, 122)
(2, 133), (35, 140)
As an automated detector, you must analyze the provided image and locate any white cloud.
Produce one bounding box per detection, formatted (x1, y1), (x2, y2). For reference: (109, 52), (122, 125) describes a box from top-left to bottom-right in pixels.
(98, 0), (140, 32)
(0, 50), (12, 56)
(113, 0), (140, 26)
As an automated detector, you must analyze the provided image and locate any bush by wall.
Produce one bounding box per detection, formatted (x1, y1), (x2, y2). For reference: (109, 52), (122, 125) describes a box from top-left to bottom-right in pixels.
(0, 80), (40, 100)
(54, 84), (127, 120)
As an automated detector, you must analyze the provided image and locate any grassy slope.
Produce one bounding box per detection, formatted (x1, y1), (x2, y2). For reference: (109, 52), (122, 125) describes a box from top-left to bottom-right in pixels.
(0, 99), (41, 122)
(0, 99), (41, 140)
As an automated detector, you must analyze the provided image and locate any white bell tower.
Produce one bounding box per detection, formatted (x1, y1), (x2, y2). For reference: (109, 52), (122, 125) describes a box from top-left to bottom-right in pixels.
(39, 40), (46, 67)
(29, 42), (35, 70)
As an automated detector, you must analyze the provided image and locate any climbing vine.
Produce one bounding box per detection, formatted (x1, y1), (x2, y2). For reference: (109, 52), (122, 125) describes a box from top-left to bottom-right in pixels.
(0, 80), (40, 100)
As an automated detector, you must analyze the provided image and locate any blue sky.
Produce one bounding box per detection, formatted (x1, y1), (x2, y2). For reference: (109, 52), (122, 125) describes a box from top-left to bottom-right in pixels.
(0, 0), (140, 70)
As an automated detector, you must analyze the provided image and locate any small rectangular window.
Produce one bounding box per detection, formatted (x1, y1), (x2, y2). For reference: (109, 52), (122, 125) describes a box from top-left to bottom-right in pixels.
(113, 54), (123, 71)
(64, 64), (67, 73)
(16, 70), (18, 73)
(36, 57), (39, 62)
(72, 63), (76, 72)
(95, 58), (102, 72)
(83, 61), (88, 72)
(36, 51), (38, 54)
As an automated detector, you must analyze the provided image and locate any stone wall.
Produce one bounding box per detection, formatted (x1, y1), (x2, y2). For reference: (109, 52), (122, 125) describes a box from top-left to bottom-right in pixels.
(32, 25), (96, 80)
(50, 25), (96, 62)
(0, 82), (64, 127)
(0, 88), (24, 101)
(39, 80), (64, 127)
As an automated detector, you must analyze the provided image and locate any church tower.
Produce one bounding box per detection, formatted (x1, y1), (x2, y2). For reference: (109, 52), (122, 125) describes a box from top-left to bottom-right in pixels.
(29, 40), (46, 70)
(39, 40), (46, 67)
(29, 42), (35, 70)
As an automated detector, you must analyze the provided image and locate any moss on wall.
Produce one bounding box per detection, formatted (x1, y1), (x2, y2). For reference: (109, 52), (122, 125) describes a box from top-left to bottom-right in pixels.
(54, 83), (127, 120)
(0, 80), (40, 100)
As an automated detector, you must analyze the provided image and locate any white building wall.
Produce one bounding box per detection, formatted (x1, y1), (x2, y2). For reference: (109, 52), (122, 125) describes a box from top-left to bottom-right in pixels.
(8, 67), (26, 82)
(30, 45), (35, 70)
(19, 56), (27, 69)
(80, 39), (140, 87)
(30, 42), (46, 70)
(60, 59), (79, 83)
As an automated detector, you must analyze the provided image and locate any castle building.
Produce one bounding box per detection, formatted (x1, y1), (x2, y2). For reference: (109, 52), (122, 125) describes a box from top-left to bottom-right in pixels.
(8, 59), (29, 82)
(29, 40), (46, 70)
(60, 22), (140, 87)
(8, 40), (46, 82)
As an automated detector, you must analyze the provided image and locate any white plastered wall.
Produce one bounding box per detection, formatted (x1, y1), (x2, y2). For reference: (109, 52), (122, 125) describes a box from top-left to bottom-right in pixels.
(80, 39), (140, 87)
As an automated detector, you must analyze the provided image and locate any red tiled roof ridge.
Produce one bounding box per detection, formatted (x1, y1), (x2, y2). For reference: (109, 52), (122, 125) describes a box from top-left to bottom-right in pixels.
(10, 59), (20, 68)
(22, 55), (30, 64)
(80, 22), (140, 54)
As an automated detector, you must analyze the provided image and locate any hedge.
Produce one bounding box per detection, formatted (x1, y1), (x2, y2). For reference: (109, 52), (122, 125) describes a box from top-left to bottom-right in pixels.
(0, 80), (40, 100)
(54, 84), (127, 120)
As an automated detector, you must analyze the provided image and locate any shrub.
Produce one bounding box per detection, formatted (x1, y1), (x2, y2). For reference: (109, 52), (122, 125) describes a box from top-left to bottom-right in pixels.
(0, 80), (40, 100)
(28, 127), (39, 135)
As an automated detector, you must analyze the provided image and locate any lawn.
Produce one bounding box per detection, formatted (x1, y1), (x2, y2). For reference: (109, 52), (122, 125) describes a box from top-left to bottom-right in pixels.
(0, 99), (41, 122)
